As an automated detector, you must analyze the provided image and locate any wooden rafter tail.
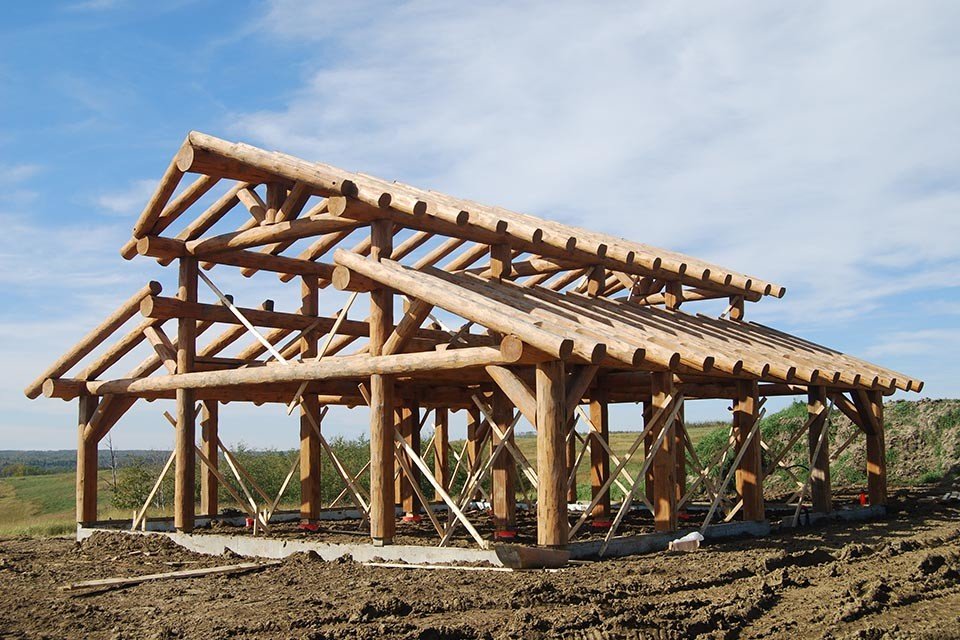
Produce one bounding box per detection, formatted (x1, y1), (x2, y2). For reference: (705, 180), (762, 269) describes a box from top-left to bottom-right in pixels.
(24, 281), (162, 399)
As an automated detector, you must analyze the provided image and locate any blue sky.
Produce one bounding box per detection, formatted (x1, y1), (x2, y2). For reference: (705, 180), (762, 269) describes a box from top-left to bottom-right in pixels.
(1, 1), (958, 450)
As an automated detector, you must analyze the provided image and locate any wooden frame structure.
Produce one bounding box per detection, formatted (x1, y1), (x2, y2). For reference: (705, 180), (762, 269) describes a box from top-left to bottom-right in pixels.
(28, 132), (922, 553)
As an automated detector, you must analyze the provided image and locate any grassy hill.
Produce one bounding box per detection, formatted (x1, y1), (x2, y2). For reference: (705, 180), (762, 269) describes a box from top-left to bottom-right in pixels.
(1, 399), (956, 537)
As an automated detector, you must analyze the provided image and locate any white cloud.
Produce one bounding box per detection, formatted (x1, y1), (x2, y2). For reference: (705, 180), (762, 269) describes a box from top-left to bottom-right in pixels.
(95, 179), (156, 216)
(236, 0), (960, 328)
(0, 163), (41, 184)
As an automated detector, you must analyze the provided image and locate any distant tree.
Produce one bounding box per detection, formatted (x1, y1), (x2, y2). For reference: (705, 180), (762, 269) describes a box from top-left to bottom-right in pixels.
(112, 457), (173, 512)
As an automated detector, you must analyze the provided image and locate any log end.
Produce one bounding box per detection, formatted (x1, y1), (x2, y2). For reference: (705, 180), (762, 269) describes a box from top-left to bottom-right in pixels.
(175, 144), (196, 173)
(377, 192), (392, 208)
(631, 348), (646, 368)
(564, 237), (577, 253)
(325, 196), (347, 217)
(139, 296), (157, 318)
(531, 228), (543, 244)
(331, 265), (377, 292)
(455, 210), (470, 225)
(499, 335), (525, 363)
(702, 356), (715, 373)
(667, 352), (681, 370)
(557, 338), (575, 361)
(651, 256), (662, 271)
(773, 285), (787, 298)
(147, 281), (163, 296)
(759, 363), (771, 378)
(120, 238), (138, 260)
(588, 343), (606, 365)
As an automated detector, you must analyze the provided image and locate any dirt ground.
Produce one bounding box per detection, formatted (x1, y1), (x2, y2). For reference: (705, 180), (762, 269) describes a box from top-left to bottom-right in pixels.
(1, 486), (958, 640)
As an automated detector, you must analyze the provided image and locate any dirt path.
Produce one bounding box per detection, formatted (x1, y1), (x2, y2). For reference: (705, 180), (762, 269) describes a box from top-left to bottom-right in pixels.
(1, 486), (957, 639)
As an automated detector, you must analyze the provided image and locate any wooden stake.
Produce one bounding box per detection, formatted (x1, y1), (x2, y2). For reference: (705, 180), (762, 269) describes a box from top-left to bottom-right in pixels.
(536, 360), (568, 548)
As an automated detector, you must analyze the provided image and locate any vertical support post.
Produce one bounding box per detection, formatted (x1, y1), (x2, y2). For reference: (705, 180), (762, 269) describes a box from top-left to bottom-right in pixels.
(300, 275), (322, 522)
(642, 400), (655, 506)
(807, 386), (832, 513)
(675, 402), (686, 506)
(866, 391), (887, 506)
(664, 281), (683, 310)
(400, 401), (421, 517)
(651, 372), (677, 532)
(589, 389), (610, 520)
(434, 408), (449, 500)
(728, 295), (745, 321)
(175, 256), (197, 532)
(586, 265), (605, 297)
(466, 406), (483, 500)
(491, 387), (516, 533)
(200, 400), (218, 517)
(76, 395), (99, 525)
(536, 360), (568, 547)
(734, 380), (764, 521)
(369, 218), (395, 545)
(489, 243), (512, 280)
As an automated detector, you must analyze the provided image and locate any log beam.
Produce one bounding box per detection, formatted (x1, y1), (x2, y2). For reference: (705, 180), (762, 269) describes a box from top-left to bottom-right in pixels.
(491, 386), (516, 532)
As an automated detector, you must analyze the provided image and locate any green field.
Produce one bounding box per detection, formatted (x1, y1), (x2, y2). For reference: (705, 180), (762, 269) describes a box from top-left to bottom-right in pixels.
(0, 471), (124, 536)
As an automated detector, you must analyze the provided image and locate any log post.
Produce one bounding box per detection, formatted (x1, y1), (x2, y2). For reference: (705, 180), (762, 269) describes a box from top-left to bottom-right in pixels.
(300, 275), (322, 522)
(651, 372), (677, 532)
(586, 265), (605, 297)
(565, 410), (578, 503)
(76, 395), (100, 525)
(589, 389), (610, 520)
(489, 243), (512, 280)
(675, 403), (686, 506)
(200, 400), (218, 517)
(734, 380), (764, 521)
(664, 281), (683, 310)
(642, 400), (655, 506)
(866, 390), (887, 506)
(175, 257), (197, 532)
(491, 387), (516, 534)
(400, 401), (422, 518)
(728, 295), (745, 321)
(808, 386), (831, 513)
(466, 406), (483, 500)
(369, 218), (395, 546)
(536, 360), (568, 547)
(434, 408), (449, 500)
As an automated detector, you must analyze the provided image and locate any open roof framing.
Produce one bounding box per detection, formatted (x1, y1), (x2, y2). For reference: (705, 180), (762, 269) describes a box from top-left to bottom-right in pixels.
(27, 132), (922, 553)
